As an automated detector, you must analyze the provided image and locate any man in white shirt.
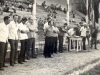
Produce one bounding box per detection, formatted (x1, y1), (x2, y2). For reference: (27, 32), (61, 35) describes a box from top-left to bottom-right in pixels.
(80, 23), (87, 50)
(67, 27), (76, 51)
(8, 15), (19, 66)
(68, 28), (76, 37)
(26, 17), (38, 59)
(18, 17), (29, 64)
(0, 16), (10, 71)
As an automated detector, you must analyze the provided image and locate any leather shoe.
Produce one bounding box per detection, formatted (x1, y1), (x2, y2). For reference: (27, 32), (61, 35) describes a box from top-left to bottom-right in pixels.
(26, 57), (30, 60)
(14, 62), (17, 64)
(0, 68), (4, 71)
(18, 62), (23, 64)
(32, 56), (37, 58)
(3, 65), (8, 67)
(10, 64), (14, 66)
(23, 60), (27, 62)
(48, 56), (53, 58)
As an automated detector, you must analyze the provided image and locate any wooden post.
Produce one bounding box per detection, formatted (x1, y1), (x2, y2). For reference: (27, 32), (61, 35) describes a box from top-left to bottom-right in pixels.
(33, 0), (37, 25)
(99, 2), (100, 25)
(66, 0), (69, 26)
(86, 0), (88, 23)
(32, 0), (38, 40)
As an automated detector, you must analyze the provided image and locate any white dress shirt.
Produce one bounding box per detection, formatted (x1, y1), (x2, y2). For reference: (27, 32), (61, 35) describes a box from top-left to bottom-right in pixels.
(68, 28), (75, 36)
(0, 22), (9, 43)
(80, 26), (87, 37)
(43, 22), (48, 30)
(8, 21), (19, 40)
(18, 22), (29, 40)
(26, 21), (38, 39)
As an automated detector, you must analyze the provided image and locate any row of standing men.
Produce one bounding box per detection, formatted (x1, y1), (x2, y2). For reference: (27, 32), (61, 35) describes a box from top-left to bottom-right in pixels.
(0, 15), (38, 71)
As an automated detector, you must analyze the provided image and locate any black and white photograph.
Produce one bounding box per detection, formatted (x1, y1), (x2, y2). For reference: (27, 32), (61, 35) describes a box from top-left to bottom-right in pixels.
(0, 0), (100, 75)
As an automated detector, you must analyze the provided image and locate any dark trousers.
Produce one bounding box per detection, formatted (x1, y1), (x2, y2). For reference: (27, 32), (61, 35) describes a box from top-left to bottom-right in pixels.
(31, 38), (36, 57)
(8, 39), (18, 64)
(0, 42), (7, 68)
(53, 37), (58, 53)
(1, 1), (4, 6)
(91, 37), (97, 49)
(18, 39), (28, 63)
(26, 38), (36, 58)
(82, 37), (86, 50)
(43, 37), (53, 57)
(58, 36), (63, 52)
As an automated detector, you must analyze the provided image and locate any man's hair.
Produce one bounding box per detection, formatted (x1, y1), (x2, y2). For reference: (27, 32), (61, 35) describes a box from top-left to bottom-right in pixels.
(64, 23), (67, 26)
(13, 14), (18, 18)
(21, 17), (27, 21)
(4, 16), (10, 21)
(48, 21), (51, 24)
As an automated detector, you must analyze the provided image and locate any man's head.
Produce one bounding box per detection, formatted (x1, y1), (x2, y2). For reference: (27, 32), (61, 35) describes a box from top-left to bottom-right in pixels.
(63, 23), (67, 27)
(48, 20), (53, 26)
(28, 17), (33, 24)
(13, 14), (18, 23)
(53, 22), (57, 27)
(4, 16), (10, 25)
(21, 17), (27, 24)
(83, 23), (87, 27)
(73, 27), (77, 31)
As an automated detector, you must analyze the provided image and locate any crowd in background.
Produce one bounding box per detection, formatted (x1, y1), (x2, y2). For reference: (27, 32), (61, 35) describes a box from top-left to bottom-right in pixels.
(42, 1), (67, 14)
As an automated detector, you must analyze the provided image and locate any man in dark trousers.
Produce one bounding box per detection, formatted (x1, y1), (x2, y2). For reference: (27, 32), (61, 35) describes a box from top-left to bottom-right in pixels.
(43, 20), (54, 58)
(18, 17), (29, 64)
(8, 15), (19, 66)
(58, 23), (67, 53)
(0, 0), (4, 6)
(0, 16), (10, 71)
(91, 27), (98, 49)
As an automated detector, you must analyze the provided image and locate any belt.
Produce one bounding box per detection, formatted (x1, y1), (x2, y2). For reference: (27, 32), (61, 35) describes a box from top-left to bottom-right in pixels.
(46, 36), (53, 38)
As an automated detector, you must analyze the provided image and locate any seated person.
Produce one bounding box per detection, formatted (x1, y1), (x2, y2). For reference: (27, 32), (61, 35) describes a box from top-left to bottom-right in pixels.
(0, 6), (3, 15)
(42, 1), (46, 8)
(3, 5), (9, 12)
(63, 8), (67, 14)
(11, 4), (16, 13)
(18, 2), (24, 11)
